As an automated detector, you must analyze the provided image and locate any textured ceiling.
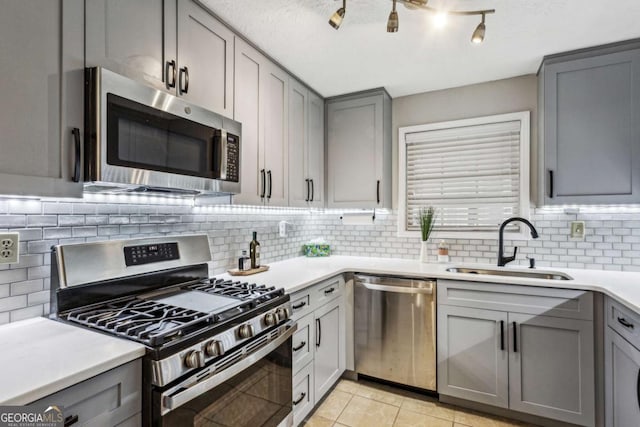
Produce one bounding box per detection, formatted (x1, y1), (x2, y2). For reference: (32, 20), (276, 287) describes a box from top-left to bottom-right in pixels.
(201, 0), (640, 97)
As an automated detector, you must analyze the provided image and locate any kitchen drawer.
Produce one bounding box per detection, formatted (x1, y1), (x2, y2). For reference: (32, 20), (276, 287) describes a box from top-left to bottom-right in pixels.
(30, 359), (141, 427)
(438, 279), (593, 320)
(290, 291), (312, 321)
(292, 313), (314, 374)
(607, 297), (640, 349)
(114, 413), (141, 427)
(312, 275), (344, 308)
(292, 361), (314, 427)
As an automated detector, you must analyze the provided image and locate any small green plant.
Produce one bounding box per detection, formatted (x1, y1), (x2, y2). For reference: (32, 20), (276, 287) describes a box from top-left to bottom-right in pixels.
(420, 207), (436, 242)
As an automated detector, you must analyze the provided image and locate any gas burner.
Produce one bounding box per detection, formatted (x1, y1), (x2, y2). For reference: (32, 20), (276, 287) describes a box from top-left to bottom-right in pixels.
(188, 278), (284, 305)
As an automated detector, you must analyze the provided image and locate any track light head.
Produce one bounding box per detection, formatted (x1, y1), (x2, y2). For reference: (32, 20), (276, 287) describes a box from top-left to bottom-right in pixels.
(471, 14), (486, 43)
(387, 0), (399, 32)
(329, 0), (346, 30)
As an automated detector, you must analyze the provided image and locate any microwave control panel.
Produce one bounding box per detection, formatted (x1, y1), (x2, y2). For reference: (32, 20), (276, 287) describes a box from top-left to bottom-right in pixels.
(124, 243), (180, 266)
(225, 133), (239, 182)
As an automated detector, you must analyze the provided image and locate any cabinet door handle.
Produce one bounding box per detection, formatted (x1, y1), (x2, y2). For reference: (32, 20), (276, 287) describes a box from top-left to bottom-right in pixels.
(293, 392), (306, 406)
(311, 179), (315, 202)
(260, 169), (266, 198)
(179, 66), (189, 94)
(316, 318), (321, 347)
(305, 179), (310, 202)
(548, 170), (554, 199)
(324, 287), (335, 295)
(72, 127), (81, 183)
(376, 180), (381, 204)
(64, 415), (79, 426)
(618, 317), (634, 329)
(292, 301), (306, 310)
(165, 60), (176, 89)
(500, 320), (505, 351)
(293, 341), (306, 352)
(267, 170), (273, 199)
(513, 321), (518, 353)
(637, 368), (640, 410)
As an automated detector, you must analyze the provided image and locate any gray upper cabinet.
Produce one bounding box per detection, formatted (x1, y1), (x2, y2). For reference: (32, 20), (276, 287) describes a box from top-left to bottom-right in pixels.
(289, 80), (325, 208)
(540, 44), (640, 205)
(327, 90), (392, 209)
(86, 0), (233, 116)
(0, 0), (83, 198)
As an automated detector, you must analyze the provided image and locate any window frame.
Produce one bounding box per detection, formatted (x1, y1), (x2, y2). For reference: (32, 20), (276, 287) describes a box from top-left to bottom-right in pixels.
(397, 111), (531, 240)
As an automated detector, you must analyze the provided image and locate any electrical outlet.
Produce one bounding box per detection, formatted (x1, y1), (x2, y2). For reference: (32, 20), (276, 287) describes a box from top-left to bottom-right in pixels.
(0, 233), (19, 264)
(570, 221), (586, 240)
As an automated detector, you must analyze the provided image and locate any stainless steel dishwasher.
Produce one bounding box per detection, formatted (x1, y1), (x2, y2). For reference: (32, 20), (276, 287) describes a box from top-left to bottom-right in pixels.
(354, 274), (436, 391)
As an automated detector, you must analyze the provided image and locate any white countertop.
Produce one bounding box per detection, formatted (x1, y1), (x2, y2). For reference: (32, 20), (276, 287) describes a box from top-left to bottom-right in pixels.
(223, 255), (640, 313)
(0, 317), (145, 405)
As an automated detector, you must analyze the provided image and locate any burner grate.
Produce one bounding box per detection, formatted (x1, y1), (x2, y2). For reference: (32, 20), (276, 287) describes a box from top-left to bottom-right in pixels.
(188, 278), (284, 306)
(65, 298), (215, 346)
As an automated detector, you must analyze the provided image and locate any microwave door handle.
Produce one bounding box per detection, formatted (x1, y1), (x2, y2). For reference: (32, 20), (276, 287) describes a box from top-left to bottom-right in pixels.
(219, 130), (228, 180)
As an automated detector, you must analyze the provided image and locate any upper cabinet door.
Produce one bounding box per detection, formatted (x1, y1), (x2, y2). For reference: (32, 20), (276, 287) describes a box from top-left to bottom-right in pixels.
(289, 79), (309, 207)
(0, 0), (82, 198)
(263, 64), (289, 206)
(542, 49), (640, 205)
(86, 0), (169, 89)
(327, 94), (386, 209)
(233, 38), (266, 205)
(177, 0), (234, 117)
(308, 91), (325, 207)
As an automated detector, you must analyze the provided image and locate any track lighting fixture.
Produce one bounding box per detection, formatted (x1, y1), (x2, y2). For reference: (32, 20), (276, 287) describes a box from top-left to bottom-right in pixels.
(328, 0), (493, 44)
(387, 0), (399, 33)
(329, 0), (346, 30)
(471, 13), (486, 44)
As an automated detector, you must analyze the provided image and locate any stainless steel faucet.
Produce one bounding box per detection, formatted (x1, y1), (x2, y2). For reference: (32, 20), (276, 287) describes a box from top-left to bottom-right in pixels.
(498, 217), (539, 267)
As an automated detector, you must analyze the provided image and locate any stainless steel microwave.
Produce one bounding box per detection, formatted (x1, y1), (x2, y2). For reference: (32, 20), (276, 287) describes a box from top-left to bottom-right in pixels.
(84, 67), (241, 195)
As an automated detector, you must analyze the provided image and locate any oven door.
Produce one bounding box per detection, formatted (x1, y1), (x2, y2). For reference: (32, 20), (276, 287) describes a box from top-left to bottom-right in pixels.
(155, 321), (296, 427)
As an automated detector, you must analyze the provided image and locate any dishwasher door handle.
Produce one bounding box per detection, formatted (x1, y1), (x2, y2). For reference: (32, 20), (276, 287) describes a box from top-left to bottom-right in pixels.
(357, 282), (433, 294)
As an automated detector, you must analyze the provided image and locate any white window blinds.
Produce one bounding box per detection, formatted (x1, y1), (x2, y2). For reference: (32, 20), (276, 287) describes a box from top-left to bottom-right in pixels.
(404, 120), (523, 232)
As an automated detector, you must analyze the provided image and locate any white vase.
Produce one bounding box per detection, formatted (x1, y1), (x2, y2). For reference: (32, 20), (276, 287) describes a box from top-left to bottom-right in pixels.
(419, 241), (429, 263)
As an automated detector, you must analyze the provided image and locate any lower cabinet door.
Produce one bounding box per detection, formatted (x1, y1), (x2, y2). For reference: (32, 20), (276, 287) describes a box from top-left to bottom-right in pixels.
(292, 361), (314, 427)
(292, 312), (314, 374)
(605, 327), (640, 427)
(508, 313), (595, 426)
(314, 298), (344, 400)
(437, 305), (509, 408)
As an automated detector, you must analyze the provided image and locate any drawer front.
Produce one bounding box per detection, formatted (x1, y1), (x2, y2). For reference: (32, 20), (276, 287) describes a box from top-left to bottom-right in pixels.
(312, 275), (344, 308)
(290, 291), (312, 321)
(607, 297), (640, 349)
(31, 360), (141, 427)
(292, 361), (314, 427)
(438, 279), (593, 320)
(292, 313), (314, 374)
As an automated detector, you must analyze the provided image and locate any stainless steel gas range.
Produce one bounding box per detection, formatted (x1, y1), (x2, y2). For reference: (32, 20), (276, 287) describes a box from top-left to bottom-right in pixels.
(49, 234), (296, 427)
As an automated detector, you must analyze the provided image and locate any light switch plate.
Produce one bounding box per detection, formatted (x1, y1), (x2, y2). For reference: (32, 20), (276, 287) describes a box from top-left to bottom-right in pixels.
(0, 233), (19, 264)
(570, 221), (586, 240)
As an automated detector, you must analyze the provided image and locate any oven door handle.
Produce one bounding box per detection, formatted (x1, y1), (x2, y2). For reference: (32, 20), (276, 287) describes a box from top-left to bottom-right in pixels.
(161, 321), (297, 415)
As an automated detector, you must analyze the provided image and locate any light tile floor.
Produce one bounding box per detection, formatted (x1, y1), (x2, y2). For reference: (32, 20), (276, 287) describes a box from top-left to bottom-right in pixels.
(303, 379), (538, 427)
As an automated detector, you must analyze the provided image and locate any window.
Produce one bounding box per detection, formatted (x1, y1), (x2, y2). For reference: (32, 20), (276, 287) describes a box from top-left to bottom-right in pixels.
(398, 111), (530, 239)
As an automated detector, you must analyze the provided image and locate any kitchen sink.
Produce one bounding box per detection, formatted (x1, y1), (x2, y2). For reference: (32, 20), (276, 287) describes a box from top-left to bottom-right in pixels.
(446, 267), (573, 281)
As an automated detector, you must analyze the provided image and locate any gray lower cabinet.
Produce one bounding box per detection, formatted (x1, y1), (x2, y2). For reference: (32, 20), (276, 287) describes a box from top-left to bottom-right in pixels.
(605, 327), (640, 427)
(539, 42), (640, 205)
(437, 280), (595, 426)
(30, 360), (141, 427)
(0, 0), (83, 197)
(314, 297), (344, 399)
(326, 89), (392, 209)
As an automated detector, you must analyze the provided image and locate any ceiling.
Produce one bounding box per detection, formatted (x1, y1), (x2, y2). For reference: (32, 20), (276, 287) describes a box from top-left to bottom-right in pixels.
(201, 0), (640, 98)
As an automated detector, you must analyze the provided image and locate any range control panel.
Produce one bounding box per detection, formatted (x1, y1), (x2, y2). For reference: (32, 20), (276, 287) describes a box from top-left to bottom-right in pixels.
(124, 243), (180, 266)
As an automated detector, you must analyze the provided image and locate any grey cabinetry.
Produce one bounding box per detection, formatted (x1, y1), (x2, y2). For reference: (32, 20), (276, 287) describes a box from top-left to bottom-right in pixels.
(289, 80), (325, 207)
(438, 280), (595, 426)
(233, 38), (289, 206)
(314, 297), (343, 399)
(540, 44), (640, 204)
(86, 0), (233, 116)
(0, 0), (83, 197)
(327, 89), (392, 209)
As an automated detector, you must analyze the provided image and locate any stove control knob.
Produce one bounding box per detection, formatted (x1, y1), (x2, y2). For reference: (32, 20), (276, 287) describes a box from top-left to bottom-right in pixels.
(184, 350), (204, 369)
(204, 340), (224, 358)
(263, 312), (278, 327)
(238, 323), (254, 339)
(276, 307), (290, 321)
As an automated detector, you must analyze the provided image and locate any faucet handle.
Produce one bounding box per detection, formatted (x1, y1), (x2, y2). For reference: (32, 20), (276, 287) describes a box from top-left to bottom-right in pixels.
(512, 246), (518, 259)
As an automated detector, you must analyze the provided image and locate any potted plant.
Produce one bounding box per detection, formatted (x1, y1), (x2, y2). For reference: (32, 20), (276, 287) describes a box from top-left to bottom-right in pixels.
(419, 207), (436, 263)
